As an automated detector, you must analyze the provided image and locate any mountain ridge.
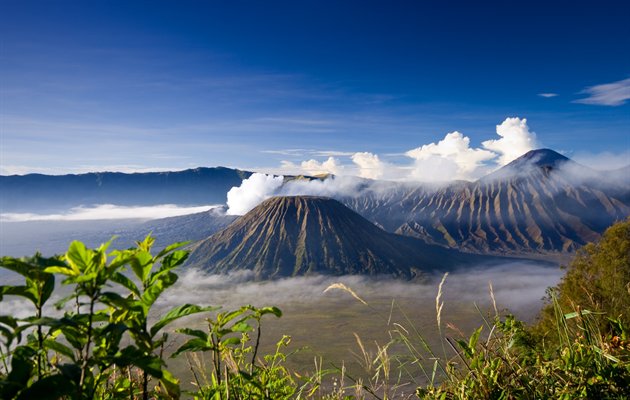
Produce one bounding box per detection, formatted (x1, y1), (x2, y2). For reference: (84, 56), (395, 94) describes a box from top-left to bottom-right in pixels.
(186, 196), (492, 279)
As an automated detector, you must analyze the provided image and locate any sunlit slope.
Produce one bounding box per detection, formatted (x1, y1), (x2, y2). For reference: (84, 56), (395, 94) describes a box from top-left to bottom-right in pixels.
(187, 196), (488, 279)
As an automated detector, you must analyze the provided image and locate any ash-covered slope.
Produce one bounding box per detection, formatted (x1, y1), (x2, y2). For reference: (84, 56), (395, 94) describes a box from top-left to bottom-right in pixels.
(346, 149), (629, 254)
(186, 196), (486, 279)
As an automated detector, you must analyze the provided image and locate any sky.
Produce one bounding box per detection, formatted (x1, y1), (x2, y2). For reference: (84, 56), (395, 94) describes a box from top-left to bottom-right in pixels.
(1, 0), (629, 179)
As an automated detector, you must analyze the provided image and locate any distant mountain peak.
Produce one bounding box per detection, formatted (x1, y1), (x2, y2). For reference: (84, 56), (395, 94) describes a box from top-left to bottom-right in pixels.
(508, 148), (571, 168)
(480, 148), (578, 181)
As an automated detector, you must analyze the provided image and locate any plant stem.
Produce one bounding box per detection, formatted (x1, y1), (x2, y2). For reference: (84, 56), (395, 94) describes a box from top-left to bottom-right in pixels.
(79, 292), (97, 398)
(251, 321), (261, 371)
(36, 303), (43, 379)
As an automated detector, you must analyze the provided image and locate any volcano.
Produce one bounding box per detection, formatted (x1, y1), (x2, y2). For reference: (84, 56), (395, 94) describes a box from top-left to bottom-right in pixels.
(186, 196), (487, 279)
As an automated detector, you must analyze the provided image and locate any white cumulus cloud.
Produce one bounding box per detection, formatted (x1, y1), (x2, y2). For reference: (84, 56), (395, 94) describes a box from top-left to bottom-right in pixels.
(300, 156), (343, 176)
(351, 152), (384, 179)
(226, 173), (284, 215)
(482, 117), (538, 166)
(406, 131), (496, 181)
(272, 117), (540, 182)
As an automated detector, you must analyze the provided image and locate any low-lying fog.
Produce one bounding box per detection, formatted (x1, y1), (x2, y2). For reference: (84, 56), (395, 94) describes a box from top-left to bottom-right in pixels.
(160, 262), (562, 322)
(1, 260), (564, 388)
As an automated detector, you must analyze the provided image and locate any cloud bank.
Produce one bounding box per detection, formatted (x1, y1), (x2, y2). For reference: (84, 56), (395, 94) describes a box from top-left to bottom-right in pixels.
(0, 204), (221, 222)
(276, 117), (539, 182)
(157, 262), (563, 322)
(406, 131), (496, 181)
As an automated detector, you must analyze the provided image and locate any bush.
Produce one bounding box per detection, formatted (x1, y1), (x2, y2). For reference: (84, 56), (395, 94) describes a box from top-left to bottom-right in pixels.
(536, 218), (630, 340)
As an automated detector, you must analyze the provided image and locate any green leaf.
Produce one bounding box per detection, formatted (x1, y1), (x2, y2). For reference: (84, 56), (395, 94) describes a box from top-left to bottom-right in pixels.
(456, 339), (473, 358)
(43, 339), (76, 361)
(231, 321), (253, 333)
(592, 345), (621, 363)
(159, 368), (180, 398)
(100, 291), (131, 308)
(175, 327), (207, 340)
(258, 306), (282, 318)
(468, 326), (483, 351)
(156, 241), (189, 259)
(563, 309), (597, 320)
(65, 240), (91, 274)
(132, 250), (154, 283)
(40, 273), (55, 305)
(114, 346), (164, 377)
(149, 250), (189, 285)
(171, 338), (212, 357)
(1, 346), (36, 399)
(110, 272), (140, 297)
(0, 285), (37, 304)
(43, 266), (78, 276)
(140, 271), (177, 309)
(150, 304), (216, 337)
(0, 315), (18, 329)
(15, 374), (75, 400)
(222, 337), (241, 346)
(0, 257), (31, 278)
(220, 307), (249, 325)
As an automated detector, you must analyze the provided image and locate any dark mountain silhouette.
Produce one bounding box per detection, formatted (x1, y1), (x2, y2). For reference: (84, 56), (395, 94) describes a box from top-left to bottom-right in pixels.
(0, 167), (252, 212)
(186, 196), (491, 279)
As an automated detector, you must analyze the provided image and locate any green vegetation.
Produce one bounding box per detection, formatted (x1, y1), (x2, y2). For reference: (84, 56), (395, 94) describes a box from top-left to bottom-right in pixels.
(536, 218), (630, 337)
(1, 220), (629, 399)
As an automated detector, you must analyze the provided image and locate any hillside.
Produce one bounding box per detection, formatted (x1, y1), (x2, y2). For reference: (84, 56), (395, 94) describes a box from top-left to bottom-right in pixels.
(343, 149), (630, 254)
(186, 196), (489, 279)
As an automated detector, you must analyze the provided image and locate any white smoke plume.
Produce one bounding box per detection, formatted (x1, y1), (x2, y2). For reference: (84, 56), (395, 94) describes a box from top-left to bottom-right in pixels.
(225, 172), (374, 215)
(226, 173), (284, 215)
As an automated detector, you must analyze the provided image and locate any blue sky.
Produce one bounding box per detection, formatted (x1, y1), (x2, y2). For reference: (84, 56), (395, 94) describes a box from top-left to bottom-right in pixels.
(1, 0), (629, 178)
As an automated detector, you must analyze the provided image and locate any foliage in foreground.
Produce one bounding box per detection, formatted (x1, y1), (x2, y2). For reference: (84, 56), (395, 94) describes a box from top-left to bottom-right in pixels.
(536, 218), (630, 337)
(0, 220), (629, 399)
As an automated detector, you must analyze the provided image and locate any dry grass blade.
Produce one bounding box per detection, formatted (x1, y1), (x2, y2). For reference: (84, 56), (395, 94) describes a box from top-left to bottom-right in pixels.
(324, 282), (368, 305)
(489, 281), (498, 317)
(435, 273), (448, 329)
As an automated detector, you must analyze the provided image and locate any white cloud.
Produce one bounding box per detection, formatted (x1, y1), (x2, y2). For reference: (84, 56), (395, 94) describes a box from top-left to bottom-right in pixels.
(300, 156), (343, 176)
(406, 131), (496, 180)
(538, 93), (558, 98)
(0, 204), (220, 222)
(226, 173), (284, 215)
(351, 152), (384, 179)
(575, 77), (630, 106)
(271, 117), (540, 182)
(482, 117), (538, 165)
(571, 150), (630, 170)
